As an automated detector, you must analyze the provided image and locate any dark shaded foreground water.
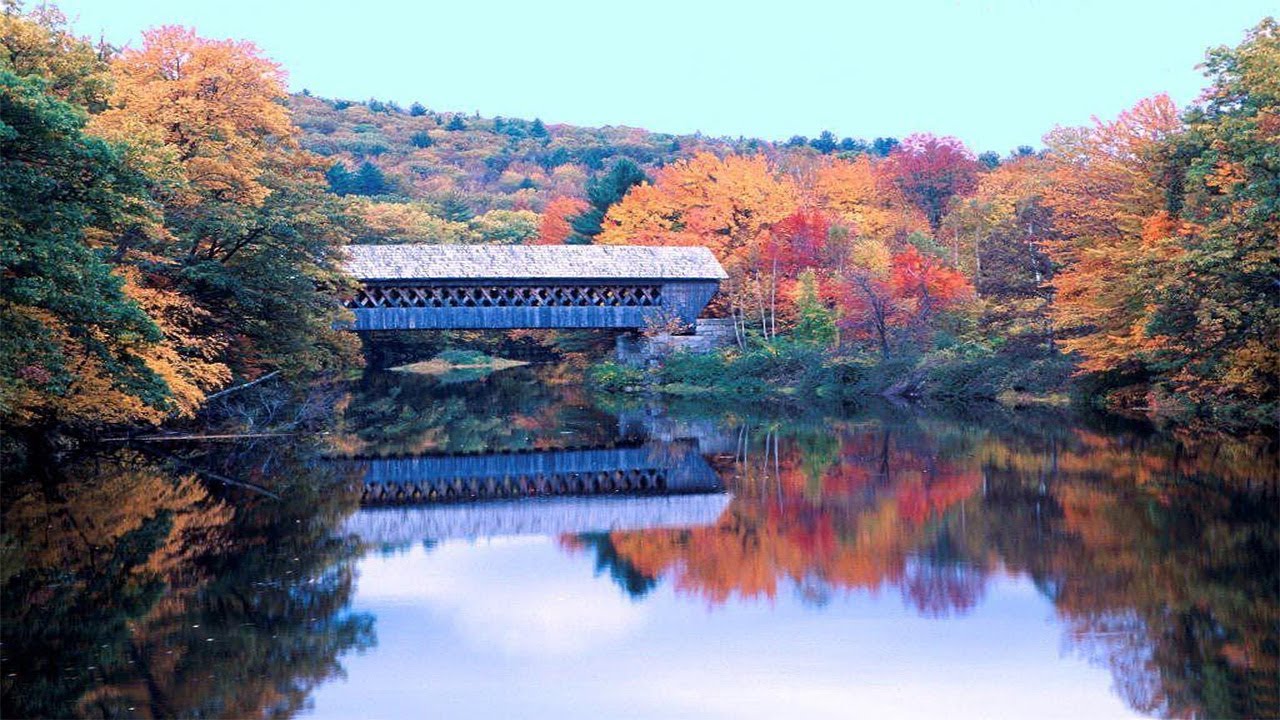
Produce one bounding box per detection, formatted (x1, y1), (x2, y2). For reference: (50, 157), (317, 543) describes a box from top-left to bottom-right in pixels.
(2, 365), (1276, 719)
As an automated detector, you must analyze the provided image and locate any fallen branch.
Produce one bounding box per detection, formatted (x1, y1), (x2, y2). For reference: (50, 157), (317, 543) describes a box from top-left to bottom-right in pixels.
(102, 432), (296, 442)
(203, 370), (281, 403)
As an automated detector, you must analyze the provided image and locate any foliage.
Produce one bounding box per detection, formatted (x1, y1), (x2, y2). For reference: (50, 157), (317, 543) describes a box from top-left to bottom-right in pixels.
(1, 11), (362, 430)
(0, 70), (170, 424)
(881, 133), (981, 231)
(567, 158), (647, 244)
(789, 270), (838, 347)
(585, 360), (643, 392)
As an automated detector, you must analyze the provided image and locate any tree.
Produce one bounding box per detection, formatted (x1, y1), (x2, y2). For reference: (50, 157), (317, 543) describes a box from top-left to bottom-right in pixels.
(530, 117), (548, 137)
(942, 155), (1057, 354)
(437, 193), (474, 222)
(790, 269), (838, 347)
(567, 158), (647, 244)
(1144, 20), (1279, 424)
(0, 3), (113, 111)
(410, 130), (432, 148)
(0, 71), (170, 424)
(881, 133), (981, 232)
(839, 137), (868, 153)
(353, 160), (391, 195)
(90, 26), (361, 381)
(1039, 95), (1182, 382)
(445, 114), (466, 131)
(535, 196), (589, 244)
(810, 155), (930, 242)
(598, 153), (799, 341)
(352, 199), (470, 244)
(871, 137), (900, 156)
(409, 101), (426, 116)
(467, 209), (540, 244)
(810, 130), (838, 154)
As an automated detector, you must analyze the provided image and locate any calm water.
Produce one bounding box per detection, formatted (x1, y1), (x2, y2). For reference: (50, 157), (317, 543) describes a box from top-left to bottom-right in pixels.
(3, 366), (1277, 719)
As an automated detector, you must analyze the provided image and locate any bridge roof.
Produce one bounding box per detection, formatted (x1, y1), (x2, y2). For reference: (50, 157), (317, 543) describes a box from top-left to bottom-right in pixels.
(344, 244), (728, 282)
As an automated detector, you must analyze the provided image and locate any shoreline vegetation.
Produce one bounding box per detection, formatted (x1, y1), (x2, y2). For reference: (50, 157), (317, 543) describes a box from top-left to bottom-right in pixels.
(1, 5), (1276, 451)
(587, 339), (1076, 409)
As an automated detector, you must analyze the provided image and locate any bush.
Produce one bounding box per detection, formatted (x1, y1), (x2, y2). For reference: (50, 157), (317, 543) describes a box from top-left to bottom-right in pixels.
(587, 361), (643, 391)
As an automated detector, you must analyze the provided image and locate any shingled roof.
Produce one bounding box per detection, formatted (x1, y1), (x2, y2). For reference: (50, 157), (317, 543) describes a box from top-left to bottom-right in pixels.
(343, 244), (728, 281)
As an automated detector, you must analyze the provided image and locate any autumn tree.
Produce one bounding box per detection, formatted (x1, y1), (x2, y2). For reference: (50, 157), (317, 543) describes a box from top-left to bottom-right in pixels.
(0, 70), (171, 425)
(1140, 19), (1280, 425)
(535, 195), (588, 244)
(810, 155), (929, 242)
(943, 155), (1057, 354)
(1039, 95), (1183, 388)
(881, 133), (981, 233)
(90, 26), (361, 381)
(598, 152), (800, 339)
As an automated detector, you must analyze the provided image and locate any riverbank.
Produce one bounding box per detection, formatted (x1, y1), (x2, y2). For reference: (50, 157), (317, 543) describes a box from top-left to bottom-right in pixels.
(588, 340), (1075, 408)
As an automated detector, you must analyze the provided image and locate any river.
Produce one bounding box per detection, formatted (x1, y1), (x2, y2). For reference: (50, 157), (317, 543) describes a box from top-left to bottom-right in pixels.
(2, 364), (1276, 719)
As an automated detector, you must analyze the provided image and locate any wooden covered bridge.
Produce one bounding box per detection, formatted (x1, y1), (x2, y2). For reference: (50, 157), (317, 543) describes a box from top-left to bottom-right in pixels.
(342, 244), (727, 331)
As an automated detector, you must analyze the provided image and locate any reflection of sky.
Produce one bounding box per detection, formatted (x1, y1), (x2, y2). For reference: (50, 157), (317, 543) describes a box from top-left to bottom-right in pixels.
(305, 538), (1139, 720)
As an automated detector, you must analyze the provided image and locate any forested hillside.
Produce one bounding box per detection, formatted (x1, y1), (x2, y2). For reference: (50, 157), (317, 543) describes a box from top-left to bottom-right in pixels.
(287, 92), (916, 246)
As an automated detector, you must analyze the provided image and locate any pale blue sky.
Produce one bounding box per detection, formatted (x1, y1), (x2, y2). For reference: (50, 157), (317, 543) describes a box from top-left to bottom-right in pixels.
(54, 0), (1274, 153)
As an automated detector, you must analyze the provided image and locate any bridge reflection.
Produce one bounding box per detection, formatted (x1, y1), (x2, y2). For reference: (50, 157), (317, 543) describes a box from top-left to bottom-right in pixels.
(341, 439), (729, 543)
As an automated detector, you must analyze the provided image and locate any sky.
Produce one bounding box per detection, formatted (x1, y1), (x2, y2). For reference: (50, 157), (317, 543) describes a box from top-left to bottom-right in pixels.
(52, 0), (1275, 153)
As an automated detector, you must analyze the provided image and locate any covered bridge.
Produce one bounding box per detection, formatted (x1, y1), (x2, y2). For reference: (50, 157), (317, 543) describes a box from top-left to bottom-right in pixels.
(342, 244), (726, 331)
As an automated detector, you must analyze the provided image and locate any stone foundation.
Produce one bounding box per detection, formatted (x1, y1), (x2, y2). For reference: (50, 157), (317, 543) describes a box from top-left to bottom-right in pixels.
(615, 318), (736, 366)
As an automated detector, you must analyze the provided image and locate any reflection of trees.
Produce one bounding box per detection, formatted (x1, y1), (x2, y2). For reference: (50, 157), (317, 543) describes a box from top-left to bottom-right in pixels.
(333, 365), (620, 456)
(1, 442), (372, 719)
(985, 479), (1279, 720)
(578, 410), (1277, 718)
(559, 534), (658, 599)
(596, 421), (987, 607)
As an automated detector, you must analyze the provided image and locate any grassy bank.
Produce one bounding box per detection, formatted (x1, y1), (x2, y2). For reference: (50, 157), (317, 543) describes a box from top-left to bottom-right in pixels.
(588, 339), (1074, 406)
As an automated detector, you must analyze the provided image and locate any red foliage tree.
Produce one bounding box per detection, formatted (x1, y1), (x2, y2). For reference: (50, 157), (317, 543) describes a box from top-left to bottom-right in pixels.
(882, 133), (981, 231)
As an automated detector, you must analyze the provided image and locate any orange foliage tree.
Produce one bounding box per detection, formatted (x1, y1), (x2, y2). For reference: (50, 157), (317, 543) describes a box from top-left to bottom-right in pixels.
(534, 196), (589, 244)
(1039, 95), (1183, 378)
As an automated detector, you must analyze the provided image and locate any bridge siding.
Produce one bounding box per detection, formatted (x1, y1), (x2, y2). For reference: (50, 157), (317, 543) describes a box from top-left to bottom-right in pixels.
(350, 280), (719, 331)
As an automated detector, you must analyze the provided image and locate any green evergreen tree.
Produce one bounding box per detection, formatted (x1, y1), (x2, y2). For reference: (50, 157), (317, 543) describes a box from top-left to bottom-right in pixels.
(353, 161), (390, 195)
(567, 158), (647, 244)
(810, 130), (838, 154)
(437, 193), (474, 222)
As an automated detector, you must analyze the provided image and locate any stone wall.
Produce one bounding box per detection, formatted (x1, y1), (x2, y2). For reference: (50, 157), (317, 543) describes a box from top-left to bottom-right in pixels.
(615, 318), (736, 366)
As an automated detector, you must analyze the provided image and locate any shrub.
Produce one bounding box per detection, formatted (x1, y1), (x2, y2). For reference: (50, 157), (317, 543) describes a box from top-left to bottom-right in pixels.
(587, 361), (643, 391)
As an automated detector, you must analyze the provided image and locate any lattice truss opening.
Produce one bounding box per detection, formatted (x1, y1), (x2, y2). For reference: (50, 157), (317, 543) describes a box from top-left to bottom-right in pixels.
(362, 468), (670, 504)
(347, 284), (663, 309)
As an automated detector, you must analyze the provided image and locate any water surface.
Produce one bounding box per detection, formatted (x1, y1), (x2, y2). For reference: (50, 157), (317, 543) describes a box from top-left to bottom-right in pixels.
(3, 366), (1276, 719)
